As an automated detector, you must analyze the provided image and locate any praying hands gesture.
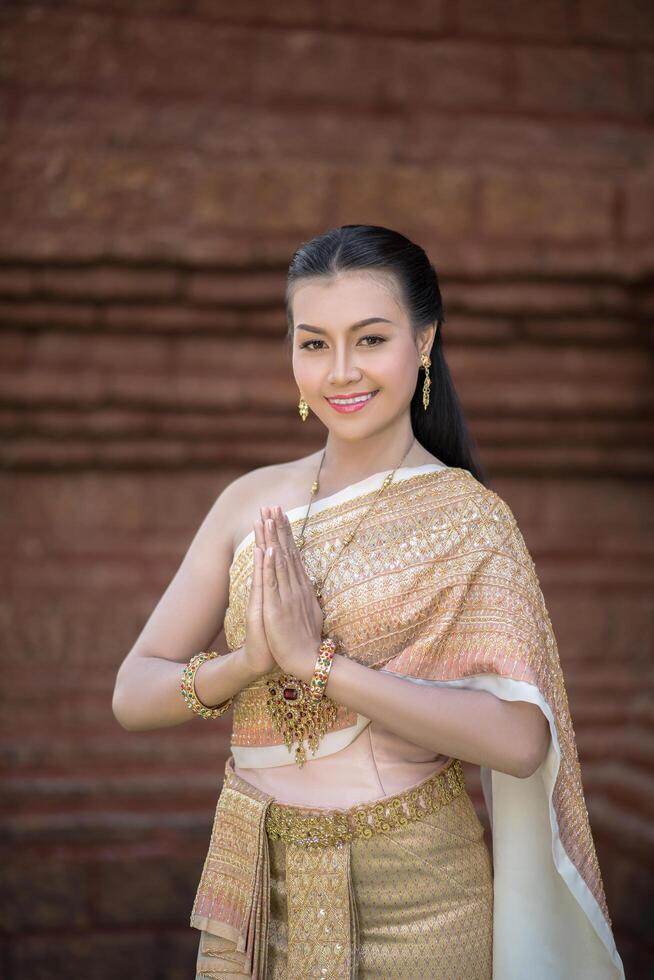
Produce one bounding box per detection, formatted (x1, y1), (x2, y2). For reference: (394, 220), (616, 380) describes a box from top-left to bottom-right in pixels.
(242, 504), (325, 683)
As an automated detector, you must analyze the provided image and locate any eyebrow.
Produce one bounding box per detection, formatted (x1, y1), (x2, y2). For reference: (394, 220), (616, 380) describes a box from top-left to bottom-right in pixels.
(295, 316), (393, 335)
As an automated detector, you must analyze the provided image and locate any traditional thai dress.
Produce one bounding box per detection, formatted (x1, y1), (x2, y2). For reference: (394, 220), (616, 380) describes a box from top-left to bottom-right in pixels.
(189, 462), (625, 979)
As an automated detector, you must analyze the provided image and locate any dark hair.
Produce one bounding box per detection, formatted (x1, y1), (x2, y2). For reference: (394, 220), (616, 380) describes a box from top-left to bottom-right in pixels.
(284, 224), (487, 486)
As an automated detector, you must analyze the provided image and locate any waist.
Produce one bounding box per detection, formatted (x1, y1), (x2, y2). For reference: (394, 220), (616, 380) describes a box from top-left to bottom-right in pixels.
(225, 754), (466, 849)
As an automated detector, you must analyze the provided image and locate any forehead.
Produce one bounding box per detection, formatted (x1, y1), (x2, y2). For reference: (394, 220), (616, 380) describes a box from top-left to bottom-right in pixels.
(291, 271), (403, 324)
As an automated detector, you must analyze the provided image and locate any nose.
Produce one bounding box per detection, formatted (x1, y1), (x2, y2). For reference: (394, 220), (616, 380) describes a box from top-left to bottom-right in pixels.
(326, 345), (362, 387)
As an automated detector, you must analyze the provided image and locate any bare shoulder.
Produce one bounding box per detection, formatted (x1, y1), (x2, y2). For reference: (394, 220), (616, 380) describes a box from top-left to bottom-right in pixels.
(221, 453), (322, 557)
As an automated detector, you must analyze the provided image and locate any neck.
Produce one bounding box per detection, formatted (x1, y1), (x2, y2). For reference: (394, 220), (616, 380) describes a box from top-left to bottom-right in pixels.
(321, 418), (418, 484)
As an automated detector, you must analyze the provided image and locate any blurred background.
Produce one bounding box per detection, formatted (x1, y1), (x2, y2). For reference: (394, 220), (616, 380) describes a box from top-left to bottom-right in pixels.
(1, 2), (653, 978)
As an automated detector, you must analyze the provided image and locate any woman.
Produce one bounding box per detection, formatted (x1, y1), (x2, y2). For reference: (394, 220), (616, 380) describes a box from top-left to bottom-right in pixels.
(112, 225), (625, 979)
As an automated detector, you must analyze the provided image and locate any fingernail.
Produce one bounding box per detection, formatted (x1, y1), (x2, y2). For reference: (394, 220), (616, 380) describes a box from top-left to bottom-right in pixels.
(266, 546), (273, 557)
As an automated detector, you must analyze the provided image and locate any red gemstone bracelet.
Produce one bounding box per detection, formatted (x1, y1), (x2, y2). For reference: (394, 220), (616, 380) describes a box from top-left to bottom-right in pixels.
(309, 637), (337, 701)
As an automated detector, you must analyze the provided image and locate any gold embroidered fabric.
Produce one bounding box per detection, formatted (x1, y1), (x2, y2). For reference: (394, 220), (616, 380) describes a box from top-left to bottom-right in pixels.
(193, 755), (491, 979)
(266, 787), (493, 979)
(190, 771), (272, 977)
(284, 841), (358, 979)
(223, 467), (611, 931)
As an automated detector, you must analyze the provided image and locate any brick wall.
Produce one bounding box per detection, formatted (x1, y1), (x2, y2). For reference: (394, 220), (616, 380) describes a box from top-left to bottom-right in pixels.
(1, 2), (652, 977)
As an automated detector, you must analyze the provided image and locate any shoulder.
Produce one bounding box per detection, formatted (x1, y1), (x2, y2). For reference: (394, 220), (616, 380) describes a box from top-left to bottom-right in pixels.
(222, 453), (318, 504)
(454, 473), (535, 565)
(444, 468), (523, 536)
(217, 454), (320, 554)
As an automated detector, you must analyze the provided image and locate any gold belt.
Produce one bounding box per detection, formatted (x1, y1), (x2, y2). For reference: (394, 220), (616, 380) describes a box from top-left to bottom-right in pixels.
(265, 757), (465, 848)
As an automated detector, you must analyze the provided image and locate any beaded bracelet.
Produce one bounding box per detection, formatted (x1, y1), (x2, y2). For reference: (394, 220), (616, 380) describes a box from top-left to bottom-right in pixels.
(180, 651), (235, 720)
(309, 637), (337, 701)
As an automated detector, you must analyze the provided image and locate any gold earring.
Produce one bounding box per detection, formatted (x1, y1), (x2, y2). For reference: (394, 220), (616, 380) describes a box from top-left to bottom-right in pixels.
(298, 397), (309, 422)
(420, 353), (431, 410)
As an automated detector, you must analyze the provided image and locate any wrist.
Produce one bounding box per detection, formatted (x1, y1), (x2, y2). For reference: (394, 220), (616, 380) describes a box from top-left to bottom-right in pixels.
(236, 645), (271, 683)
(276, 642), (319, 685)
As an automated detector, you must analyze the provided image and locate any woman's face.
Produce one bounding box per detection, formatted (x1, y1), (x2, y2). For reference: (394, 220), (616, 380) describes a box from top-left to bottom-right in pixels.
(291, 271), (430, 439)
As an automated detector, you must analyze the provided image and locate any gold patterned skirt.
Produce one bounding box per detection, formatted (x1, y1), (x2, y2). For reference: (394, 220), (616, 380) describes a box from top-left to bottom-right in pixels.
(191, 756), (493, 979)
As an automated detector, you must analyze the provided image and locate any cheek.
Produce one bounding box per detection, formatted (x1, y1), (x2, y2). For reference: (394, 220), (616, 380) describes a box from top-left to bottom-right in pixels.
(293, 354), (322, 391)
(375, 346), (414, 384)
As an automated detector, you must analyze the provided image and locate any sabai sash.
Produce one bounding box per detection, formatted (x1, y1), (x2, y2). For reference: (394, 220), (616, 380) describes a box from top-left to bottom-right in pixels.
(194, 464), (625, 980)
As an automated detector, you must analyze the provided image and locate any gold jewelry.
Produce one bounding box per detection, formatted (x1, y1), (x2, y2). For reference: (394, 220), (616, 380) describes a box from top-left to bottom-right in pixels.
(298, 397), (309, 422)
(420, 352), (431, 410)
(296, 436), (416, 596)
(266, 673), (338, 767)
(266, 757), (465, 847)
(180, 651), (235, 720)
(265, 437), (417, 765)
(309, 636), (337, 701)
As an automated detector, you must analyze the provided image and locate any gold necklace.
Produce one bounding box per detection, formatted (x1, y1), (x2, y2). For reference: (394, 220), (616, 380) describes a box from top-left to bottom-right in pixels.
(296, 436), (416, 598)
(265, 436), (417, 767)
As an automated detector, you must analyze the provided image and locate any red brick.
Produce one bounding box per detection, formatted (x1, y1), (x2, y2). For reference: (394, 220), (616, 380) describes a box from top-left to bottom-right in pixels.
(455, 0), (571, 40)
(250, 36), (507, 109)
(2, 11), (505, 108)
(10, 92), (654, 179)
(10, 933), (158, 980)
(521, 319), (641, 345)
(0, 301), (97, 329)
(79, 0), (190, 10)
(622, 171), (654, 241)
(330, 165), (474, 234)
(185, 269), (287, 305)
(0, 267), (37, 297)
(0, 9), (117, 89)
(634, 52), (654, 117)
(37, 266), (181, 301)
(480, 171), (615, 240)
(1, 858), (90, 930)
(445, 280), (627, 314)
(196, 0), (448, 33)
(96, 856), (197, 924)
(0, 330), (32, 366)
(29, 331), (171, 371)
(390, 38), (508, 109)
(515, 47), (641, 118)
(577, 0), (654, 46)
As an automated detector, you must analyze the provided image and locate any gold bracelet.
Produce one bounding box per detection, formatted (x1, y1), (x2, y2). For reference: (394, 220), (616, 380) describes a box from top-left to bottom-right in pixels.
(180, 651), (235, 720)
(309, 637), (337, 701)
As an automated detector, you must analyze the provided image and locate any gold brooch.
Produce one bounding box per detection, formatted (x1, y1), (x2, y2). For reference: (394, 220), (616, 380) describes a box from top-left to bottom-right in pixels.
(266, 673), (339, 768)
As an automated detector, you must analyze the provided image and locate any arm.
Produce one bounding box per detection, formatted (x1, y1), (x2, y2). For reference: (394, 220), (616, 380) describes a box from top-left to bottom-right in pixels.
(297, 655), (551, 779)
(112, 645), (260, 733)
(111, 477), (261, 732)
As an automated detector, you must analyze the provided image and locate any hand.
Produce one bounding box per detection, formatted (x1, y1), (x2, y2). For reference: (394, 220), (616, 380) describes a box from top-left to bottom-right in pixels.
(242, 508), (277, 678)
(261, 505), (324, 680)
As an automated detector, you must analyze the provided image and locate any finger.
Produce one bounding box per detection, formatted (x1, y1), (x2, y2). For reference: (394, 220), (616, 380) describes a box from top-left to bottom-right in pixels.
(261, 506), (273, 552)
(273, 509), (304, 593)
(250, 545), (263, 613)
(274, 506), (306, 577)
(268, 519), (292, 595)
(263, 545), (279, 597)
(253, 517), (266, 552)
(274, 505), (298, 557)
(279, 513), (314, 591)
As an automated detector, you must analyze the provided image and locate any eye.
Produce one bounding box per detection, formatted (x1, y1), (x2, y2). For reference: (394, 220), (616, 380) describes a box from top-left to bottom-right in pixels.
(299, 335), (386, 351)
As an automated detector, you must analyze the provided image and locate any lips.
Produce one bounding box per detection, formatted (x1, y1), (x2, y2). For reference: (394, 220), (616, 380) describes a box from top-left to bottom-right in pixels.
(325, 390), (379, 413)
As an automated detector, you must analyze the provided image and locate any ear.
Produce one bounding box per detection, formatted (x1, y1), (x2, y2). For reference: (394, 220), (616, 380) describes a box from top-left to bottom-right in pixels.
(416, 322), (437, 356)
